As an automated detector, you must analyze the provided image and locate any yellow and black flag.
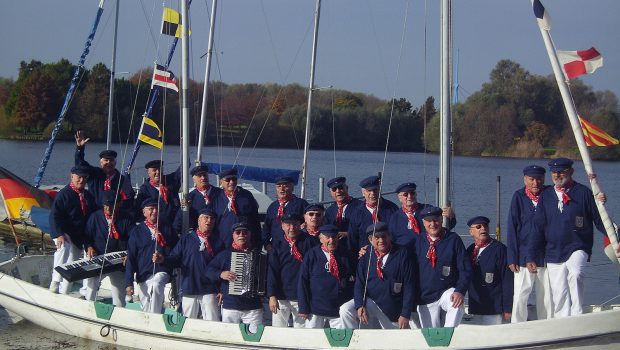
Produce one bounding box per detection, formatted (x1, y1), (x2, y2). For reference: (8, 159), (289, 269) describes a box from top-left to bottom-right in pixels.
(138, 116), (163, 149)
(161, 7), (190, 38)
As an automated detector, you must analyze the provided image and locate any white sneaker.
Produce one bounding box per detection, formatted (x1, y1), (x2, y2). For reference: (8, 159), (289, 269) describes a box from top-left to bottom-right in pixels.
(49, 281), (59, 294)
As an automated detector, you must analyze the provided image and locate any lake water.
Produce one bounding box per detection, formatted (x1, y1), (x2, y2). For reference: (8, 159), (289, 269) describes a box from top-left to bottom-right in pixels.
(1, 139), (619, 347)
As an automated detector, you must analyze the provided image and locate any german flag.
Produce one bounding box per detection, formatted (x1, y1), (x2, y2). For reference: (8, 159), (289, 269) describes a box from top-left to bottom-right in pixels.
(579, 115), (619, 147)
(0, 167), (53, 219)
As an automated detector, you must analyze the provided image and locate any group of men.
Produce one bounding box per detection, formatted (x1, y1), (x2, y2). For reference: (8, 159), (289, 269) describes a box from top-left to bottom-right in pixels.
(48, 134), (611, 330)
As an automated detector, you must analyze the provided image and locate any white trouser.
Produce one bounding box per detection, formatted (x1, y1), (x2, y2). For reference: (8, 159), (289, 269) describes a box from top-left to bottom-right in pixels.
(339, 298), (398, 329)
(85, 271), (126, 307)
(271, 300), (305, 328)
(417, 288), (464, 328)
(222, 308), (263, 332)
(469, 314), (502, 325)
(547, 250), (588, 318)
(304, 314), (342, 329)
(182, 294), (221, 321)
(511, 266), (553, 322)
(136, 272), (169, 314)
(51, 236), (82, 294)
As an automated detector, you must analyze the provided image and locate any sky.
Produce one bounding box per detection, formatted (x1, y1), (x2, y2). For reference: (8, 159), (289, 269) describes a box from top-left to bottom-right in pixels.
(1, 0), (619, 107)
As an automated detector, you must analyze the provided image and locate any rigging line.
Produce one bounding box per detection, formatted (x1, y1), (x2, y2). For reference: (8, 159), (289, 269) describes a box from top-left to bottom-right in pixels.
(422, 0), (429, 205)
(363, 0), (393, 98)
(331, 90), (337, 177)
(139, 0), (164, 65)
(259, 0), (284, 81)
(448, 0), (455, 207)
(597, 293), (620, 307)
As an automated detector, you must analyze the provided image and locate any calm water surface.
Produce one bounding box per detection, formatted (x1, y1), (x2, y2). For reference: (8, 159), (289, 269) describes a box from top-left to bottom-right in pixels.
(1, 139), (619, 347)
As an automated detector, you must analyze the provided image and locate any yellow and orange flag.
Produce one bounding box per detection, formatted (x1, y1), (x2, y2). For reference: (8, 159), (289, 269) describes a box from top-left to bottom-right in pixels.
(578, 115), (619, 147)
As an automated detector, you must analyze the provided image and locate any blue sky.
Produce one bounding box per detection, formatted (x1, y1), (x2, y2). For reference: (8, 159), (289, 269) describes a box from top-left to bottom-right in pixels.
(2, 0), (619, 106)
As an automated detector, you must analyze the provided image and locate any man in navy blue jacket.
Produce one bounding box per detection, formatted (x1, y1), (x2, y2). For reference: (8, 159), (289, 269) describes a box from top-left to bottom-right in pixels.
(125, 199), (178, 314)
(262, 176), (308, 250)
(135, 160), (181, 224)
(154, 208), (224, 320)
(298, 224), (354, 329)
(389, 182), (455, 253)
(466, 216), (513, 325)
(415, 206), (471, 328)
(301, 203), (325, 246)
(84, 189), (133, 306)
(49, 166), (97, 294)
(340, 222), (415, 329)
(507, 164), (553, 322)
(324, 177), (362, 233)
(207, 222), (263, 331)
(267, 213), (315, 328)
(176, 164), (222, 233)
(528, 158), (607, 317)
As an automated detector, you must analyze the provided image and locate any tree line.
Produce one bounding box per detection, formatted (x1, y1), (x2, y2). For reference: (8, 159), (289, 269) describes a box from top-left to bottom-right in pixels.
(0, 58), (618, 160)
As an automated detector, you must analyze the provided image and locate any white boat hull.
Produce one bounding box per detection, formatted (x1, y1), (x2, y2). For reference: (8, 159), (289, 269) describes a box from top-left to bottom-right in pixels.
(1, 255), (619, 349)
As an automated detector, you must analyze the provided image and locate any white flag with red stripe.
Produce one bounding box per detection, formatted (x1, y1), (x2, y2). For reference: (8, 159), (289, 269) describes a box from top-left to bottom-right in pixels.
(557, 47), (603, 80)
(151, 64), (179, 92)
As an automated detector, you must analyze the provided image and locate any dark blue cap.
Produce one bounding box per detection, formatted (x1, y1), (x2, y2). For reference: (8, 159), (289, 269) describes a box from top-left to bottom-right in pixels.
(219, 168), (238, 179)
(366, 222), (389, 236)
(467, 216), (490, 227)
(70, 165), (90, 177)
(282, 213), (303, 223)
(548, 157), (574, 172)
(304, 203), (325, 213)
(275, 176), (295, 185)
(98, 150), (117, 159)
(326, 177), (347, 189)
(359, 175), (381, 190)
(319, 224), (339, 237)
(395, 182), (417, 193)
(102, 189), (120, 206)
(420, 206), (443, 220)
(145, 160), (163, 169)
(141, 198), (158, 209)
(191, 164), (209, 176)
(231, 221), (250, 232)
(523, 165), (546, 177)
(198, 208), (217, 217)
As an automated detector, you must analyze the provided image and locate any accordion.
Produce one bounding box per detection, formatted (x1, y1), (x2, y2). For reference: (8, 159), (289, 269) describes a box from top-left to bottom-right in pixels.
(229, 250), (268, 297)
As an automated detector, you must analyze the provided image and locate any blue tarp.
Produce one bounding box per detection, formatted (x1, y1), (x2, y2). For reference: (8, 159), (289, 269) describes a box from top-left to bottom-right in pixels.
(30, 206), (51, 234)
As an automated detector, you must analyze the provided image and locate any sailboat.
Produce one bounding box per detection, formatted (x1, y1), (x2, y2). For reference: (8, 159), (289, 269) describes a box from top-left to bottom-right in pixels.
(1, 0), (620, 349)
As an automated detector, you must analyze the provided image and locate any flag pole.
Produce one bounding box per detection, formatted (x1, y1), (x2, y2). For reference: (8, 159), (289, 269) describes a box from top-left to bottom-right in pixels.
(0, 187), (21, 246)
(532, 0), (620, 265)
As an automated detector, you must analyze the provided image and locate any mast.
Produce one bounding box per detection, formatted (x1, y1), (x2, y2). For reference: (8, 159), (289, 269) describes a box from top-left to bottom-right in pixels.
(300, 0), (321, 199)
(196, 0), (218, 165)
(533, 1), (620, 263)
(180, 0), (190, 232)
(439, 0), (452, 226)
(106, 0), (119, 149)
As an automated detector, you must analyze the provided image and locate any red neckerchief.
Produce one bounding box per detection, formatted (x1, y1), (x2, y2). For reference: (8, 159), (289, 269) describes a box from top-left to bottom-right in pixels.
(374, 246), (391, 281)
(195, 228), (214, 256)
(197, 185), (211, 205)
(151, 179), (169, 204)
(284, 233), (303, 262)
(232, 241), (252, 253)
(226, 190), (238, 215)
(306, 226), (319, 236)
(470, 239), (491, 267)
(426, 231), (443, 268)
(336, 196), (352, 226)
(104, 211), (119, 239)
(366, 201), (378, 223)
(277, 195), (295, 221)
(144, 220), (167, 247)
(321, 245), (340, 280)
(70, 183), (88, 216)
(104, 175), (111, 190)
(402, 204), (420, 234)
(555, 180), (575, 205)
(525, 187), (541, 203)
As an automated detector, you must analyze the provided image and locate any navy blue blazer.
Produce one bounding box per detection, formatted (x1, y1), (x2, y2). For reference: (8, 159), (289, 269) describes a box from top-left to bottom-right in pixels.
(125, 222), (177, 286)
(354, 247), (415, 321)
(297, 245), (354, 318)
(415, 230), (471, 305)
(212, 187), (261, 248)
(530, 183), (605, 264)
(164, 230), (224, 296)
(206, 249), (263, 311)
(347, 198), (398, 255)
(85, 209), (133, 255)
(267, 233), (315, 301)
(466, 240), (514, 315)
(49, 184), (97, 249)
(134, 167), (181, 224)
(262, 196), (309, 247)
(325, 198), (363, 232)
(506, 187), (548, 267)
